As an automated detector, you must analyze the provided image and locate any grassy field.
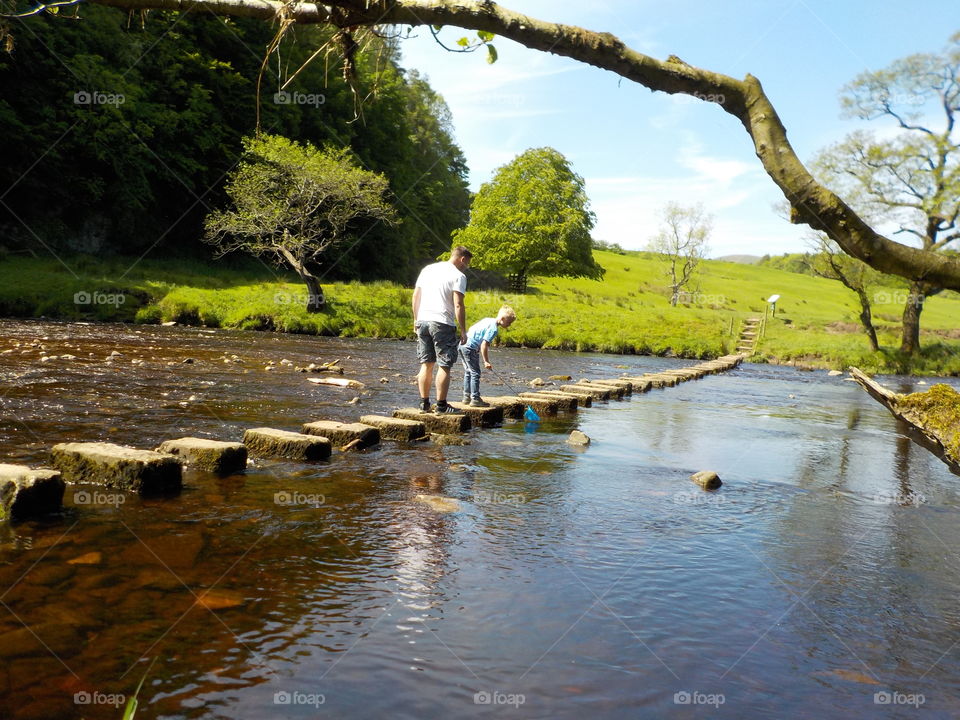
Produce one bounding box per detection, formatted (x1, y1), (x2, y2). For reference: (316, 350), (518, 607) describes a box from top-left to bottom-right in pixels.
(1, 250), (958, 374)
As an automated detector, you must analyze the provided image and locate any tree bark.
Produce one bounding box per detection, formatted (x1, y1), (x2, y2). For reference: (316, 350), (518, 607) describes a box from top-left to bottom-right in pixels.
(899, 280), (931, 356)
(279, 247), (325, 312)
(79, 0), (960, 290)
(854, 287), (879, 352)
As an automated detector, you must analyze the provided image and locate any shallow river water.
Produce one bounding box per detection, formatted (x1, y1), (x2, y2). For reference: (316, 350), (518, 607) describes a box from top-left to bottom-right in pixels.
(1, 319), (960, 719)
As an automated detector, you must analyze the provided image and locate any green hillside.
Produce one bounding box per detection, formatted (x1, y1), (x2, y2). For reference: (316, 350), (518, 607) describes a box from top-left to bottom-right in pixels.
(1, 251), (958, 374)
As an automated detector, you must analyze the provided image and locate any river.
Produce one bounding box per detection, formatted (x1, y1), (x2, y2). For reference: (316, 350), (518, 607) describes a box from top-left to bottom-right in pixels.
(1, 319), (959, 719)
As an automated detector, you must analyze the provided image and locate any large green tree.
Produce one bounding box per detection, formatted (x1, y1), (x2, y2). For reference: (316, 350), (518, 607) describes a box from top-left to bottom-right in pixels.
(454, 146), (603, 287)
(204, 134), (397, 311)
(813, 33), (960, 355)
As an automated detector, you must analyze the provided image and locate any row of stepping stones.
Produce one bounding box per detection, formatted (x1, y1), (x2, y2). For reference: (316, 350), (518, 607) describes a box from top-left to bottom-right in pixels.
(0, 355), (744, 520)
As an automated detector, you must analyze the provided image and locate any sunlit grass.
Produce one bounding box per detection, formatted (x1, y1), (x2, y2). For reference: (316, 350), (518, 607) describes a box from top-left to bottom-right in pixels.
(1, 251), (958, 374)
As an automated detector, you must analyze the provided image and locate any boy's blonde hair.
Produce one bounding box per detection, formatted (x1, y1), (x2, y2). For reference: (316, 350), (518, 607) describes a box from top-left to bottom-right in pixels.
(497, 305), (516, 322)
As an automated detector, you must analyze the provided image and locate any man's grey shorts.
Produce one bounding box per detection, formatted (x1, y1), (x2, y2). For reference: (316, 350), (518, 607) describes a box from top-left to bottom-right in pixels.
(416, 321), (458, 368)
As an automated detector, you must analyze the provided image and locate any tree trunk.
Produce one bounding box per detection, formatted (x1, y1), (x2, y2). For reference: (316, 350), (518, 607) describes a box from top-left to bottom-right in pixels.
(899, 281), (929, 356)
(854, 287), (879, 352)
(84, 0), (960, 290)
(280, 248), (325, 312)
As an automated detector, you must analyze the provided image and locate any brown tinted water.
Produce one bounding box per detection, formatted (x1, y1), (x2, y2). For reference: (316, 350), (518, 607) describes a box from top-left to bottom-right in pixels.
(2, 319), (960, 718)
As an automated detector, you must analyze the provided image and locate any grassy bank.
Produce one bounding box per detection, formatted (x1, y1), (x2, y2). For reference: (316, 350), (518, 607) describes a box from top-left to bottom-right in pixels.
(1, 251), (959, 374)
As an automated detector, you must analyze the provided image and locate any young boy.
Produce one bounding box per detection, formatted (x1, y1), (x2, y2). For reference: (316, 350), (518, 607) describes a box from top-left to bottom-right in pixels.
(459, 305), (516, 407)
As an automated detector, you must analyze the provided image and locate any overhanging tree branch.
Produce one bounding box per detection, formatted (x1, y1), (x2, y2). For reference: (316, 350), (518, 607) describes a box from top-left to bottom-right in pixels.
(34, 0), (960, 289)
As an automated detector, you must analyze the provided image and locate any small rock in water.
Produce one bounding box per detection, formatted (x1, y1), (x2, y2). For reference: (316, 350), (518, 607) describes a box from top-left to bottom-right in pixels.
(690, 470), (722, 489)
(566, 430), (591, 446)
(265, 365), (276, 371)
(918, 380), (927, 385)
(348, 397), (361, 405)
(415, 494), (460, 513)
(181, 358), (195, 364)
(67, 551), (102, 565)
(549, 375), (572, 381)
(788, 394), (796, 399)
(828, 370), (843, 376)
(529, 377), (545, 387)
(380, 377), (390, 383)
(161, 321), (177, 326)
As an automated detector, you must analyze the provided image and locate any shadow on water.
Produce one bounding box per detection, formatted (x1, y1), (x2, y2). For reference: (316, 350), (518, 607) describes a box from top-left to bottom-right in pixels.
(2, 320), (960, 717)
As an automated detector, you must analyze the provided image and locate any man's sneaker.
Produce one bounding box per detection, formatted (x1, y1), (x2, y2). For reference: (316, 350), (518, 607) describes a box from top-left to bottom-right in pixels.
(418, 400), (431, 413)
(434, 402), (459, 414)
(469, 399), (491, 407)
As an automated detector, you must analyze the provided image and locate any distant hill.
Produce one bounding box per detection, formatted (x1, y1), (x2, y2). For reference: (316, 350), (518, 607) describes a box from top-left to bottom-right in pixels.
(715, 254), (762, 265)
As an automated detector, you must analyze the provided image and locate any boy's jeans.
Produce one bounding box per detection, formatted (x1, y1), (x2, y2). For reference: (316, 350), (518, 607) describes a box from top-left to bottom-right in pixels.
(459, 345), (482, 401)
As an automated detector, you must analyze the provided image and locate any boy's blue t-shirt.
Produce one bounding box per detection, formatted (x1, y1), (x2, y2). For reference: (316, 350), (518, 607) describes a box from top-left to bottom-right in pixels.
(464, 317), (499, 349)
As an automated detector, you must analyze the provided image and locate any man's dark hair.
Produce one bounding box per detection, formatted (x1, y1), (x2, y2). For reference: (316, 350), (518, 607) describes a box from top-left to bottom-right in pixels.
(451, 245), (473, 260)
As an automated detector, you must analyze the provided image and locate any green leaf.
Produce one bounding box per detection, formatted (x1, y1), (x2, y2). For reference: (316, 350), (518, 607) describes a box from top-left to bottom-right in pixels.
(456, 37), (471, 48)
(486, 44), (498, 64)
(477, 30), (495, 43)
(432, 25), (443, 32)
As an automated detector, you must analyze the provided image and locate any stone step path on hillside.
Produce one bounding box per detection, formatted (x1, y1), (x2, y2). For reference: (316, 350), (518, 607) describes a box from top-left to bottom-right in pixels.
(3, 354), (745, 520)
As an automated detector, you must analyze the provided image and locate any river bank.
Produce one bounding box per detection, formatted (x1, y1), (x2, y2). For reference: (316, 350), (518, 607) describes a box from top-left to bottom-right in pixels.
(2, 252), (959, 374)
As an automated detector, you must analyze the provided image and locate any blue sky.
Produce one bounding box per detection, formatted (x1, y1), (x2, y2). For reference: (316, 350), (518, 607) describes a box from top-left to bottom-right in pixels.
(398, 0), (956, 257)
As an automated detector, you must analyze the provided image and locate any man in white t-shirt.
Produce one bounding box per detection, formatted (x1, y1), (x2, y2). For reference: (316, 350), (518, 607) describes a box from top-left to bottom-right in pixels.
(411, 246), (472, 413)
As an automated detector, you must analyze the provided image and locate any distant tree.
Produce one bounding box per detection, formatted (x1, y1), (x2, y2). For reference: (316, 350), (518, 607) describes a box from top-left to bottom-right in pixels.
(453, 147), (603, 289)
(204, 134), (397, 311)
(813, 33), (960, 355)
(648, 202), (712, 306)
(808, 235), (881, 351)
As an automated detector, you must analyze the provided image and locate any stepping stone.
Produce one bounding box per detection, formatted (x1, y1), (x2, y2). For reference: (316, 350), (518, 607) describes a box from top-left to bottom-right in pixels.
(584, 378), (633, 394)
(536, 390), (593, 407)
(0, 464), (65, 521)
(157, 438), (248, 475)
(301, 420), (380, 450)
(576, 380), (626, 398)
(243, 428), (331, 461)
(488, 394), (558, 416)
(448, 402), (505, 427)
(50, 442), (182, 495)
(393, 408), (471, 434)
(642, 374), (679, 388)
(482, 397), (526, 419)
(519, 392), (578, 412)
(360, 414), (428, 442)
(561, 384), (610, 400)
(618, 377), (655, 392)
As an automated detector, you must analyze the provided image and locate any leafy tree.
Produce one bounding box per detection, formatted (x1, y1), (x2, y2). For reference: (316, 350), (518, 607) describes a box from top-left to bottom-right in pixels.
(453, 147), (603, 288)
(808, 236), (882, 351)
(648, 202), (711, 306)
(813, 33), (960, 355)
(204, 134), (397, 311)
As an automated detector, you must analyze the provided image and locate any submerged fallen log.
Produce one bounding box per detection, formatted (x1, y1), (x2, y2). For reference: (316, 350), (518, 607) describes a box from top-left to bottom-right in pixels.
(849, 367), (960, 473)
